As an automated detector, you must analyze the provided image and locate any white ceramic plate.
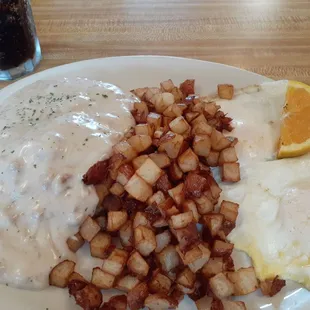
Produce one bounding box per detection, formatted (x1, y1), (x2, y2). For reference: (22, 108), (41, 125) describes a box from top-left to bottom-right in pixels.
(0, 56), (309, 310)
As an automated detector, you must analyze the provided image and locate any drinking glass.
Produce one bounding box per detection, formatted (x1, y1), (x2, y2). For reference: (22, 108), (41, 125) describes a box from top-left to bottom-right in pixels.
(0, 0), (41, 80)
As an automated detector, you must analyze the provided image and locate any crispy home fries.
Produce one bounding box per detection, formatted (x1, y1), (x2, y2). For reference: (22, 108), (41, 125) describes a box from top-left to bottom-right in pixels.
(48, 79), (289, 310)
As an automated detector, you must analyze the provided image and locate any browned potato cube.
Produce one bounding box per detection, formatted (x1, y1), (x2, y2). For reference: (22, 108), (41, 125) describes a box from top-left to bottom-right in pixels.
(260, 276), (286, 297)
(127, 282), (149, 310)
(202, 257), (224, 278)
(131, 87), (147, 99)
(169, 116), (190, 134)
(91, 267), (115, 289)
(203, 213), (224, 237)
(119, 220), (133, 247)
(157, 245), (180, 272)
(206, 151), (220, 167)
(148, 190), (166, 207)
(192, 121), (213, 136)
(49, 260), (75, 288)
(194, 195), (214, 215)
(149, 270), (172, 294)
(218, 84), (234, 100)
(193, 135), (211, 157)
(109, 182), (125, 196)
(132, 101), (149, 123)
(204, 102), (218, 119)
(191, 113), (207, 127)
(170, 211), (193, 229)
(134, 225), (157, 256)
(66, 232), (85, 253)
(124, 174), (153, 202)
(95, 183), (109, 206)
(211, 129), (231, 152)
(102, 248), (128, 276)
(185, 112), (199, 123)
(147, 112), (162, 130)
(113, 140), (138, 162)
(90, 232), (111, 259)
(220, 200), (239, 223)
(163, 104), (183, 118)
(136, 158), (163, 185)
(116, 275), (140, 292)
(219, 147), (238, 165)
(101, 295), (127, 310)
(227, 267), (258, 295)
(135, 123), (154, 136)
(183, 200), (200, 223)
(128, 135), (152, 153)
(177, 148), (199, 173)
(144, 294), (177, 310)
(154, 92), (175, 113)
(209, 272), (234, 299)
(222, 300), (246, 310)
(168, 161), (183, 181)
(145, 87), (161, 103)
(160, 79), (175, 92)
(109, 153), (126, 180)
(133, 211), (151, 229)
(68, 272), (87, 283)
(212, 240), (234, 257)
(107, 210), (128, 232)
(222, 162), (241, 182)
(70, 283), (103, 309)
(159, 131), (184, 159)
(79, 216), (101, 242)
(127, 251), (150, 277)
(132, 154), (149, 170)
(155, 230), (172, 253)
(176, 267), (196, 288)
(149, 153), (171, 168)
(116, 164), (135, 186)
(195, 296), (218, 310)
(168, 183), (184, 205)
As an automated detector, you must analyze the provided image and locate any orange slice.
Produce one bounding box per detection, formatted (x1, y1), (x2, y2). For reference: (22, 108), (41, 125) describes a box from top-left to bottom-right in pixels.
(278, 81), (310, 159)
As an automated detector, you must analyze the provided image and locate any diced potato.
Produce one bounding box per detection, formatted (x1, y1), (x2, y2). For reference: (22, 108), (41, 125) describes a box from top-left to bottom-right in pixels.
(194, 195), (214, 215)
(127, 282), (149, 310)
(68, 272), (87, 283)
(260, 276), (286, 297)
(101, 295), (127, 310)
(204, 102), (218, 119)
(153, 218), (169, 228)
(154, 92), (175, 113)
(79, 216), (101, 242)
(109, 153), (126, 180)
(171, 86), (184, 103)
(95, 215), (107, 230)
(207, 176), (222, 201)
(154, 128), (165, 139)
(168, 183), (184, 205)
(132, 154), (149, 170)
(149, 270), (172, 294)
(177, 148), (199, 173)
(206, 151), (220, 167)
(133, 211), (151, 229)
(147, 112), (162, 130)
(191, 113), (207, 127)
(157, 245), (180, 272)
(136, 158), (163, 186)
(163, 104), (183, 118)
(49, 260), (75, 288)
(219, 147), (238, 165)
(132, 101), (149, 123)
(202, 257), (224, 278)
(185, 112), (199, 123)
(155, 230), (172, 253)
(177, 243), (211, 273)
(166, 206), (180, 218)
(119, 220), (133, 247)
(170, 212), (193, 229)
(148, 190), (165, 207)
(193, 135), (211, 157)
(148, 153), (170, 169)
(168, 161), (183, 181)
(169, 116), (190, 134)
(127, 251), (150, 277)
(107, 210), (128, 232)
(128, 135), (152, 153)
(160, 79), (175, 92)
(95, 183), (109, 206)
(192, 121), (213, 136)
(102, 249), (128, 276)
(91, 267), (115, 289)
(203, 213), (224, 237)
(227, 267), (258, 295)
(191, 101), (204, 114)
(116, 275), (140, 292)
(180, 79), (195, 96)
(144, 294), (177, 310)
(90, 232), (111, 259)
(218, 84), (234, 100)
(220, 200), (239, 223)
(210, 129), (231, 152)
(183, 200), (200, 223)
(209, 272), (234, 299)
(195, 296), (216, 310)
(66, 232), (85, 253)
(222, 300), (246, 310)
(212, 240), (234, 257)
(222, 162), (241, 182)
(159, 131), (184, 159)
(135, 123), (154, 136)
(131, 87), (148, 99)
(156, 173), (172, 194)
(176, 267), (196, 288)
(124, 174), (153, 202)
(113, 140), (138, 162)
(134, 225), (157, 256)
(109, 182), (125, 196)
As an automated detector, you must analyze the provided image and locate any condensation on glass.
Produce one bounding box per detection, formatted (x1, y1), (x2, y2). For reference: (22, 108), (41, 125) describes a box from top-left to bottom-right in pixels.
(0, 0), (41, 80)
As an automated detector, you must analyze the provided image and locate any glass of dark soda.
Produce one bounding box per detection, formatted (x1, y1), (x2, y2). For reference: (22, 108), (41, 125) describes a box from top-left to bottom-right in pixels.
(0, 0), (41, 80)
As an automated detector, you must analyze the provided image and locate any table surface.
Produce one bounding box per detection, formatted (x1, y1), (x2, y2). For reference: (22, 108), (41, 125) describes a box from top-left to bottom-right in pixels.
(1, 0), (310, 89)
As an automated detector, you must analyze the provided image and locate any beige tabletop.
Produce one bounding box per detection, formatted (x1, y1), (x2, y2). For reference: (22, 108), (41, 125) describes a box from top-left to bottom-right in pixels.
(1, 0), (310, 89)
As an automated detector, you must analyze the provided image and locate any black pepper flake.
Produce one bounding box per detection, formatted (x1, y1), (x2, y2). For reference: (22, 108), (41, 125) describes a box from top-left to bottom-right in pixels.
(85, 138), (88, 141)
(5, 283), (8, 286)
(29, 98), (33, 103)
(88, 104), (92, 107)
(36, 118), (39, 121)
(82, 143), (85, 146)
(66, 95), (70, 100)
(11, 150), (14, 154)
(102, 94), (108, 98)
(50, 92), (54, 96)
(2, 150), (5, 153)
(54, 85), (58, 88)
(33, 164), (37, 168)
(96, 93), (99, 95)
